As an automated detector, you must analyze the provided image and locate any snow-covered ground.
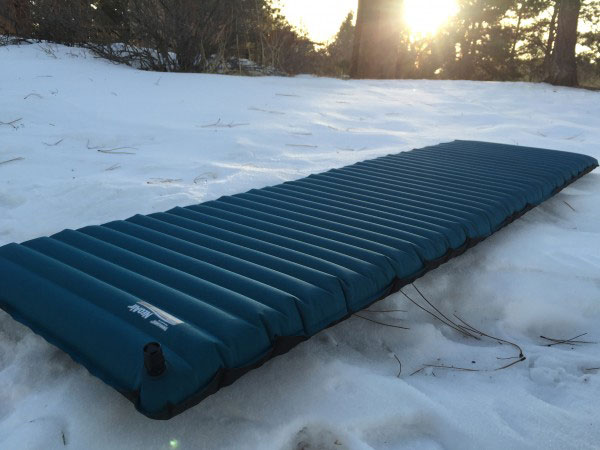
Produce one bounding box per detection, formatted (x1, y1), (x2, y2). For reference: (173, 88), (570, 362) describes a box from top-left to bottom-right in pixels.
(1, 43), (599, 450)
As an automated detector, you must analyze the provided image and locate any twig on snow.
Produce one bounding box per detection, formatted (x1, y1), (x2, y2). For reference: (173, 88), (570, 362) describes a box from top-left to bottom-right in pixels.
(24, 92), (43, 100)
(0, 118), (23, 129)
(563, 200), (576, 212)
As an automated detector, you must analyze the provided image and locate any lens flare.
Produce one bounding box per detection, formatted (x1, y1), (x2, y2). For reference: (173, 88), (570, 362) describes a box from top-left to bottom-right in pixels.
(403, 0), (459, 36)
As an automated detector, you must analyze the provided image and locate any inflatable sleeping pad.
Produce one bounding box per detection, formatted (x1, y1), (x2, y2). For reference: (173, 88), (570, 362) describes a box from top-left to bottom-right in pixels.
(0, 140), (597, 419)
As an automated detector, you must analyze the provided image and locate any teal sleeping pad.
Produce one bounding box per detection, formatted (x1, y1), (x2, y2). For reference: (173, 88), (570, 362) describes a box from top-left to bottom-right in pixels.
(0, 140), (597, 419)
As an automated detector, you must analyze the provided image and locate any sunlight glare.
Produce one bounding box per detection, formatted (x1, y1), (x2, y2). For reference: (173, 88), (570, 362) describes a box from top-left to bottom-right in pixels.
(279, 0), (459, 43)
(276, 0), (357, 43)
(404, 0), (459, 36)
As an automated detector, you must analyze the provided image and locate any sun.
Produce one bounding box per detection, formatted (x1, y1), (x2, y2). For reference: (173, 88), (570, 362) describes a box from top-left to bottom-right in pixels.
(403, 0), (459, 36)
(278, 0), (459, 43)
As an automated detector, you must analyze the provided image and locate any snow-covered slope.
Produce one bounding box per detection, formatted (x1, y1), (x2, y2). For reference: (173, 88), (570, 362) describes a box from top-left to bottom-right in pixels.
(1, 43), (599, 450)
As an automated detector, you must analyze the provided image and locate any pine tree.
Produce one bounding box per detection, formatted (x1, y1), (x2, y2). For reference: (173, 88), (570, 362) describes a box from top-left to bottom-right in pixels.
(327, 12), (355, 76)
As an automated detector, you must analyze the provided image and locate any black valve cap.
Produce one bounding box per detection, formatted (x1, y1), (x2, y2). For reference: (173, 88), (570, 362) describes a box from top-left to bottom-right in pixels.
(144, 342), (166, 377)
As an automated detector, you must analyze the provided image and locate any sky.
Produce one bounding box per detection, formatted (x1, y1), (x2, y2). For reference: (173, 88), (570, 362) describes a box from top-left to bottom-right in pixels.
(276, 0), (460, 43)
(275, 0), (358, 43)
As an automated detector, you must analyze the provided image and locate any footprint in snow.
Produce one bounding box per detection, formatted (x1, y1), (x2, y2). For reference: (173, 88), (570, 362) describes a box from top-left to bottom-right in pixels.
(287, 425), (351, 450)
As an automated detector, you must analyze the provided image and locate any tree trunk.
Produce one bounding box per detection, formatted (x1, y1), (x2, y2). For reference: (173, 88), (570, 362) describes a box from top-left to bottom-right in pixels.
(542, 2), (559, 74)
(350, 0), (401, 79)
(545, 0), (580, 86)
(0, 0), (31, 36)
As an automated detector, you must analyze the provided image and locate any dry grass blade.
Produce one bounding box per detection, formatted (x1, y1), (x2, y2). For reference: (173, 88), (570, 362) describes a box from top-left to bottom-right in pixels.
(147, 178), (183, 184)
(540, 333), (596, 347)
(43, 138), (64, 147)
(248, 107), (285, 115)
(353, 314), (410, 330)
(363, 309), (407, 313)
(0, 118), (23, 129)
(286, 144), (318, 148)
(86, 139), (101, 149)
(454, 314), (525, 358)
(97, 148), (136, 155)
(0, 157), (25, 165)
(200, 119), (249, 128)
(411, 317), (526, 375)
(398, 288), (478, 339)
(563, 200), (576, 212)
(425, 364), (480, 372)
(24, 93), (43, 100)
(417, 354), (526, 375)
(87, 140), (136, 154)
(402, 286), (526, 376)
(393, 353), (402, 377)
(337, 146), (367, 152)
(413, 284), (465, 333)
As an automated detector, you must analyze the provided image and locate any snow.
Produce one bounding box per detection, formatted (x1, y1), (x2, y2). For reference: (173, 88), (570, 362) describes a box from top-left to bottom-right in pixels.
(1, 42), (599, 449)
